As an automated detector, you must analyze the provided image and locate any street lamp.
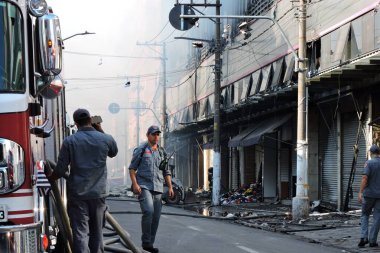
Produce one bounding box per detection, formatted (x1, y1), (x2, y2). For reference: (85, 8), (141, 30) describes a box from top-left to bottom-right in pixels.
(62, 30), (96, 41)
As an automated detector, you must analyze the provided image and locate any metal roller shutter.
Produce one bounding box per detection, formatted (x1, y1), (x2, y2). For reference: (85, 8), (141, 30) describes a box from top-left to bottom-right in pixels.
(319, 118), (338, 205)
(231, 148), (239, 190)
(280, 148), (290, 182)
(342, 113), (367, 209)
(280, 148), (291, 199)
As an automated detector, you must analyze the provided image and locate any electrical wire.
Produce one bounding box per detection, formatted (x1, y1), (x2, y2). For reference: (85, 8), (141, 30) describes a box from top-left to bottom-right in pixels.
(63, 50), (162, 59)
(166, 52), (212, 89)
(148, 21), (170, 42)
(65, 68), (189, 81)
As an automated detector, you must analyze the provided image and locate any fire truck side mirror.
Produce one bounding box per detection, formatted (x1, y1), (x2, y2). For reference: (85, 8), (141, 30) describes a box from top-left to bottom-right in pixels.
(37, 13), (63, 77)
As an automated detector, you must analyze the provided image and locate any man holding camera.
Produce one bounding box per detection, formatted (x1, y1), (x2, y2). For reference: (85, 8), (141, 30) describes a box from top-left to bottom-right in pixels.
(49, 108), (118, 253)
(129, 125), (174, 253)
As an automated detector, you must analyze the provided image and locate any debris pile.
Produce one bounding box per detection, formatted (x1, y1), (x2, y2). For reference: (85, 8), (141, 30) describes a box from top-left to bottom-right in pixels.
(220, 183), (262, 205)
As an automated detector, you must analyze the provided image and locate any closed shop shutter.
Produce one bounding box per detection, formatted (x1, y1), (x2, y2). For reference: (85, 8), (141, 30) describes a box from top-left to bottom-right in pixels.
(280, 148), (291, 199)
(280, 148), (290, 182)
(319, 118), (338, 205)
(221, 145), (229, 191)
(231, 148), (239, 190)
(342, 113), (367, 209)
(244, 146), (256, 184)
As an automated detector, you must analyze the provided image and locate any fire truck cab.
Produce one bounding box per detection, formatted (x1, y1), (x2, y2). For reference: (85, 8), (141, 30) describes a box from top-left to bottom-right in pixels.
(0, 0), (66, 252)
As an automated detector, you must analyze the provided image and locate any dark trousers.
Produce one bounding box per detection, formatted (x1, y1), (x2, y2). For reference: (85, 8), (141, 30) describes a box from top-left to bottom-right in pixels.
(67, 198), (106, 253)
(138, 189), (162, 247)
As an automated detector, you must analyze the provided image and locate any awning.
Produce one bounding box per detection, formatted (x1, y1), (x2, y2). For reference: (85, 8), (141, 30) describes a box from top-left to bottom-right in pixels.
(228, 126), (257, 148)
(228, 114), (292, 147)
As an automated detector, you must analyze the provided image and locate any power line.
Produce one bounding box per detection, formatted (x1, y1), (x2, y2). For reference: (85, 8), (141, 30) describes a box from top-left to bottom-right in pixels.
(63, 50), (163, 59)
(65, 68), (189, 81)
(148, 21), (170, 42)
(167, 53), (212, 89)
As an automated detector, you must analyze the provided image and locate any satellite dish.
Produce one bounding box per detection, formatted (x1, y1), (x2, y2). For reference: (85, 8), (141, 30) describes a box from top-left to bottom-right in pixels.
(169, 5), (198, 31)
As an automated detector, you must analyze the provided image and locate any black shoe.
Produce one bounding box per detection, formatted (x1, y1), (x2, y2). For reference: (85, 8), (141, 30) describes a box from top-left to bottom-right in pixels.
(142, 246), (159, 253)
(358, 238), (369, 247)
(370, 242), (378, 247)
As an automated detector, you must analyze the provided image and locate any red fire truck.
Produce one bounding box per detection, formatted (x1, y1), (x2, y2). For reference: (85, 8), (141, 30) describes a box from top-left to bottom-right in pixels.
(0, 0), (66, 252)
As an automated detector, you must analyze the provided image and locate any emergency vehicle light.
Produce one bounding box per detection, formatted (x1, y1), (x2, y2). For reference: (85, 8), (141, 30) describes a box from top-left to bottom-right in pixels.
(28, 0), (48, 17)
(47, 39), (53, 48)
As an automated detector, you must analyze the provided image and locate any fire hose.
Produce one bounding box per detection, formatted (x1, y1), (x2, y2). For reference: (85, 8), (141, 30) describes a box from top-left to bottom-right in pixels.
(45, 160), (145, 253)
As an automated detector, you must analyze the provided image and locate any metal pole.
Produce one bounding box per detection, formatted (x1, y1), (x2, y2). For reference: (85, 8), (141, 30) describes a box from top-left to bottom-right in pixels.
(136, 77), (140, 146)
(162, 42), (167, 147)
(292, 0), (309, 220)
(212, 0), (221, 206)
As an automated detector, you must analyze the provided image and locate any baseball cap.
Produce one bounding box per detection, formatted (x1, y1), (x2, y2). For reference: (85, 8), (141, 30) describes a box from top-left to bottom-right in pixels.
(73, 108), (91, 122)
(147, 125), (161, 135)
(369, 145), (380, 154)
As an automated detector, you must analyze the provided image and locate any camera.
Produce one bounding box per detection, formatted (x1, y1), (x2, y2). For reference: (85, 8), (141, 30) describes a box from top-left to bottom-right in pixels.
(91, 115), (102, 125)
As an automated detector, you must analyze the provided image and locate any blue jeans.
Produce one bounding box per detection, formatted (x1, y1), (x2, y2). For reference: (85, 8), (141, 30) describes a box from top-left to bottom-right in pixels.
(67, 198), (106, 253)
(361, 197), (380, 243)
(138, 189), (162, 247)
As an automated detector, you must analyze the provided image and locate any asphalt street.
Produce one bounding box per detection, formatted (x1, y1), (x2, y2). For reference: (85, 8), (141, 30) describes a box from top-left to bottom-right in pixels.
(105, 199), (343, 253)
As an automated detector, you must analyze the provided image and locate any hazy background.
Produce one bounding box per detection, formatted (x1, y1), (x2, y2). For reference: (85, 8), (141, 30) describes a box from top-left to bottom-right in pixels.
(48, 0), (242, 179)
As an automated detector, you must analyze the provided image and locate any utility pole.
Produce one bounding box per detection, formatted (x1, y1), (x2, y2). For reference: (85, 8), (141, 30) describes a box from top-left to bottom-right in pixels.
(292, 0), (309, 219)
(212, 0), (222, 206)
(136, 41), (167, 147)
(162, 42), (167, 147)
(136, 77), (141, 146)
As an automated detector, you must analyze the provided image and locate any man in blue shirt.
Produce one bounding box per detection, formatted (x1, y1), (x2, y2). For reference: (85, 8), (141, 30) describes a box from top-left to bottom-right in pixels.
(129, 125), (173, 253)
(358, 144), (380, 248)
(49, 108), (118, 253)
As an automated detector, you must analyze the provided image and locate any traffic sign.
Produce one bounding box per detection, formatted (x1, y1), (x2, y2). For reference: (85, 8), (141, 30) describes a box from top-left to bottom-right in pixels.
(108, 103), (120, 114)
(169, 5), (198, 31)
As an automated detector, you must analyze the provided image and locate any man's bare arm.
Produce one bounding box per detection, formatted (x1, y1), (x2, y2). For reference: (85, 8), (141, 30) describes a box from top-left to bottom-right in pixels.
(358, 175), (368, 203)
(129, 169), (141, 194)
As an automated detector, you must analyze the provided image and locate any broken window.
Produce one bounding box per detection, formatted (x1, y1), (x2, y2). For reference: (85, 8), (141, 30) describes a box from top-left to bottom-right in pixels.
(208, 95), (214, 115)
(270, 57), (286, 90)
(198, 98), (207, 119)
(362, 12), (375, 53)
(351, 17), (362, 57)
(259, 65), (273, 93)
(283, 55), (297, 85)
(332, 23), (350, 64)
(307, 40), (321, 76)
(248, 70), (262, 96)
(240, 75), (251, 101)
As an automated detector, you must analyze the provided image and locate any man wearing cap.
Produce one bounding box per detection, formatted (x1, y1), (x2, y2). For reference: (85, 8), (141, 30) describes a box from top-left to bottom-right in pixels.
(129, 125), (174, 253)
(49, 108), (118, 253)
(358, 144), (380, 247)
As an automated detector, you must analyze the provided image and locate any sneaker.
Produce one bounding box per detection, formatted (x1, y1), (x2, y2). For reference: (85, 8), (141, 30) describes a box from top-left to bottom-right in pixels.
(369, 242), (378, 247)
(142, 246), (159, 253)
(358, 238), (369, 247)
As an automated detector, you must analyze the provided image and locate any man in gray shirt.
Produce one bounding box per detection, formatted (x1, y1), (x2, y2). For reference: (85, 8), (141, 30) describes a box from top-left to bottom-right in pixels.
(49, 108), (118, 253)
(358, 144), (380, 248)
(129, 125), (173, 253)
